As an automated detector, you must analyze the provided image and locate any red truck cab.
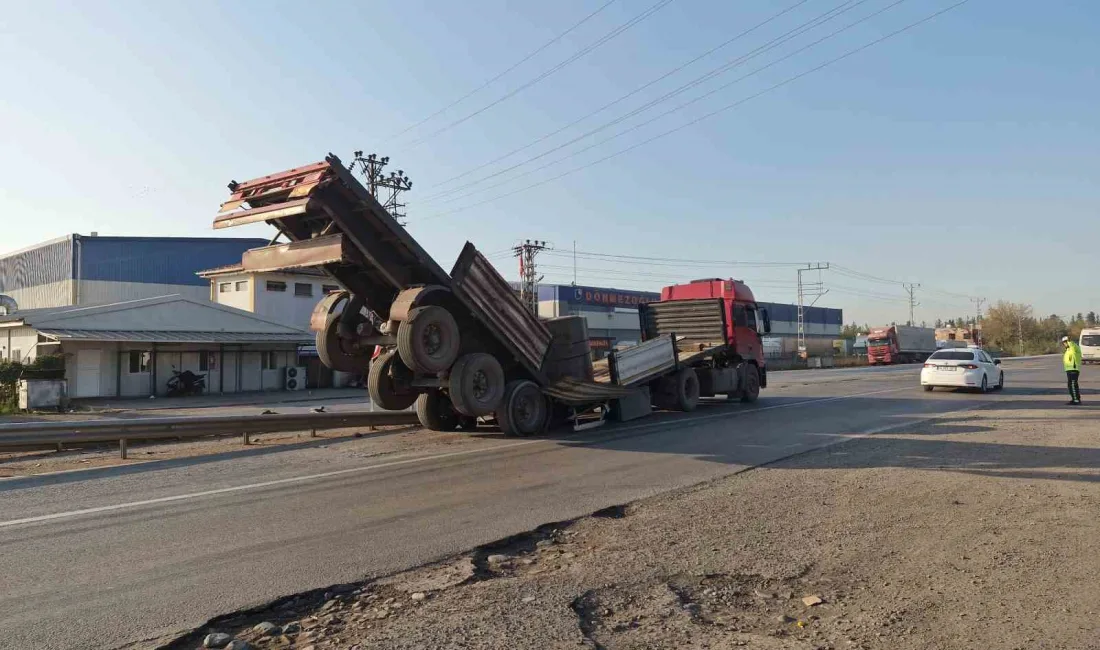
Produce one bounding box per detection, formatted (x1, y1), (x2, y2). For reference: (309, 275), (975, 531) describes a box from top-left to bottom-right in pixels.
(660, 278), (770, 370)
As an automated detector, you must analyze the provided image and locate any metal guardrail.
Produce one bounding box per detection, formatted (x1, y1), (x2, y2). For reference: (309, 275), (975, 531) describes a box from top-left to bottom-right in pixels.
(0, 410), (420, 458)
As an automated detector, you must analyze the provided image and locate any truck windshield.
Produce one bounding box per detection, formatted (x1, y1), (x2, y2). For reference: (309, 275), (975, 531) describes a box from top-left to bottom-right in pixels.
(1082, 335), (1100, 347)
(867, 338), (890, 347)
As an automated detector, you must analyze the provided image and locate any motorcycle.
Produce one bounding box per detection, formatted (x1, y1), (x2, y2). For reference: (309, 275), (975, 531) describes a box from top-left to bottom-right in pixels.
(166, 369), (206, 397)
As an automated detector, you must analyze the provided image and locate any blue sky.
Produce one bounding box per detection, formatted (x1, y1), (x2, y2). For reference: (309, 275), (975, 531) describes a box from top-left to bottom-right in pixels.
(1, 0), (1097, 325)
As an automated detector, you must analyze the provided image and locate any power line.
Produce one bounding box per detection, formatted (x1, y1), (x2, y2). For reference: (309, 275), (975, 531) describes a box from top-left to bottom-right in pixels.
(418, 0), (969, 220)
(401, 0), (674, 148)
(541, 248), (809, 267)
(423, 0), (814, 194)
(379, 0), (619, 145)
(420, 0), (873, 204)
(538, 262), (799, 285)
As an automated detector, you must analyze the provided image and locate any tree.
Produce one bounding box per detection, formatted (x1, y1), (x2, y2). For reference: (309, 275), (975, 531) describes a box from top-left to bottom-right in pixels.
(840, 323), (865, 339)
(1037, 314), (1068, 344)
(934, 318), (944, 328)
(1088, 311), (1098, 327)
(983, 301), (1036, 355)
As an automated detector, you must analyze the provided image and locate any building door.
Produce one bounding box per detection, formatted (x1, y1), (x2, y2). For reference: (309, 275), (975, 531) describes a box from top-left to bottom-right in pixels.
(75, 349), (102, 398)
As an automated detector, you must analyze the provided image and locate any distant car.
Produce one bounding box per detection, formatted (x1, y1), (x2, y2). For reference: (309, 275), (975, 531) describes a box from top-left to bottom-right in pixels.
(921, 348), (1003, 392)
(1081, 328), (1100, 364)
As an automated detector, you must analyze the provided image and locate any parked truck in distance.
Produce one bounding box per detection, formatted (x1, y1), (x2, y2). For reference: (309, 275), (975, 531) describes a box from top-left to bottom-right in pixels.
(866, 325), (936, 365)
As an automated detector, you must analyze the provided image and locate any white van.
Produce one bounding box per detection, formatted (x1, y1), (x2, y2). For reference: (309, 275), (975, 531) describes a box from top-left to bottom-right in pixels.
(1080, 328), (1100, 364)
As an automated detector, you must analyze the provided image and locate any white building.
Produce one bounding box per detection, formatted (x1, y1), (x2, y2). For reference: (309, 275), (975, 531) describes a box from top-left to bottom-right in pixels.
(0, 295), (311, 399)
(199, 264), (352, 388)
(199, 264), (342, 331)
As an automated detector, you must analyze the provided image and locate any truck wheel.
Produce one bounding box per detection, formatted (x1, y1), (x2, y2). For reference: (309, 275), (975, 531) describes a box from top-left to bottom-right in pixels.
(368, 349), (417, 411)
(397, 306), (461, 374)
(497, 380), (550, 437)
(448, 353), (506, 417)
(317, 312), (373, 373)
(655, 367), (699, 412)
(416, 390), (460, 432)
(740, 365), (761, 403)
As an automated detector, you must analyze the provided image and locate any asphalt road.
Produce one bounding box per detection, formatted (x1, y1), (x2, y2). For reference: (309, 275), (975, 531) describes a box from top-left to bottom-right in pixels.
(0, 357), (1064, 649)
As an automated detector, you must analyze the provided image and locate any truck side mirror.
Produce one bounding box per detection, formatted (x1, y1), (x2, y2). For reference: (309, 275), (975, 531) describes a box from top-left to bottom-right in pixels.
(761, 309), (771, 334)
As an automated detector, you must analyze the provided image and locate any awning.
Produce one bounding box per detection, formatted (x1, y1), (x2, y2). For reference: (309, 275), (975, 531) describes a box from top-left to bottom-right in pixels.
(36, 329), (312, 344)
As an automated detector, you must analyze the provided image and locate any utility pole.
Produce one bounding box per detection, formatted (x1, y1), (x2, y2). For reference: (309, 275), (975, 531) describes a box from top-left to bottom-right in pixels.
(347, 151), (413, 225)
(572, 240), (578, 286)
(903, 283), (921, 326)
(514, 240), (550, 315)
(797, 263), (829, 359)
(970, 297), (986, 346)
(1017, 312), (1024, 355)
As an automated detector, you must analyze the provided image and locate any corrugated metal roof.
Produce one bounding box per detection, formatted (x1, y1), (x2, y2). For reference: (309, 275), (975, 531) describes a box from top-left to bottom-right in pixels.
(36, 329), (311, 343)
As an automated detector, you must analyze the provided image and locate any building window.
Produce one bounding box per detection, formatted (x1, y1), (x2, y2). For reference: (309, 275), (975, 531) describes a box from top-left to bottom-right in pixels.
(10, 349), (21, 363)
(219, 282), (233, 293)
(262, 351), (280, 370)
(294, 283), (313, 297)
(235, 280), (248, 291)
(266, 281), (287, 292)
(128, 351), (151, 373)
(199, 352), (217, 372)
(322, 284), (340, 294)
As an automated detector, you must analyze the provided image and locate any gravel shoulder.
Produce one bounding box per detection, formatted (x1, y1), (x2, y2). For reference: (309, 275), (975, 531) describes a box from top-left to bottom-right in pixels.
(164, 397), (1100, 650)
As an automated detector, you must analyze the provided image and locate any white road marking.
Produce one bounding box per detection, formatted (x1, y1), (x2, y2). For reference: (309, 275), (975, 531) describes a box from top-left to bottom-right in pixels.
(0, 384), (947, 529)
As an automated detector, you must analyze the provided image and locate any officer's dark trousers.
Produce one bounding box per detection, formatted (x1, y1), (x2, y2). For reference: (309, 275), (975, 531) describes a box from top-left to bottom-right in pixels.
(1067, 370), (1081, 403)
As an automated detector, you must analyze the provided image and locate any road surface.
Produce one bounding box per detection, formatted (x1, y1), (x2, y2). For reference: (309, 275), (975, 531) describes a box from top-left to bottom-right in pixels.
(0, 357), (1061, 649)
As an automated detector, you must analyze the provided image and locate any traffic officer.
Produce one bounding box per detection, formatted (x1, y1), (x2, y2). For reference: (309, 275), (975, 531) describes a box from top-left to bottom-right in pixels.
(1062, 336), (1082, 405)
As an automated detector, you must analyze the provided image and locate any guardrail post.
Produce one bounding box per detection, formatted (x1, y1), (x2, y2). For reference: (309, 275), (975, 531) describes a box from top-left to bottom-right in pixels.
(310, 428), (317, 438)
(119, 438), (127, 459)
(56, 443), (63, 453)
(242, 432), (250, 446)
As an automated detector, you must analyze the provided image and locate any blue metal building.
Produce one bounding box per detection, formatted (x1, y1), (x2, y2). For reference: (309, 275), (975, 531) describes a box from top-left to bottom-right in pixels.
(0, 234), (268, 309)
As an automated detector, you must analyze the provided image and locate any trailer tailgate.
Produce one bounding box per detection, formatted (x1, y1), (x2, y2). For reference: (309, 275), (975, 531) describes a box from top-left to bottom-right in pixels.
(450, 242), (552, 381)
(609, 334), (677, 386)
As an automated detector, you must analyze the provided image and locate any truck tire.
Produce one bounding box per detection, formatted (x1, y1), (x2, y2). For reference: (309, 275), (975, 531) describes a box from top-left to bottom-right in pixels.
(368, 349), (417, 411)
(317, 312), (373, 373)
(448, 353), (506, 417)
(739, 364), (761, 403)
(497, 380), (550, 437)
(655, 367), (699, 412)
(397, 306), (460, 374)
(416, 390), (461, 432)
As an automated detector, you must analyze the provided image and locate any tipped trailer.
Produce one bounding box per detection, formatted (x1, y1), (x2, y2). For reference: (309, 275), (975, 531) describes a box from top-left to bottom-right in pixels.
(213, 155), (771, 434)
(213, 154), (634, 435)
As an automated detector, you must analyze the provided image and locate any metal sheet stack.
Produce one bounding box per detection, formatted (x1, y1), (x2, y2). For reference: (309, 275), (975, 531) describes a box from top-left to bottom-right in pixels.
(542, 316), (594, 381)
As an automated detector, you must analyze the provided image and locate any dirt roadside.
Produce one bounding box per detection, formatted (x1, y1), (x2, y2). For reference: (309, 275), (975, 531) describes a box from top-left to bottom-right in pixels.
(165, 400), (1100, 650)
